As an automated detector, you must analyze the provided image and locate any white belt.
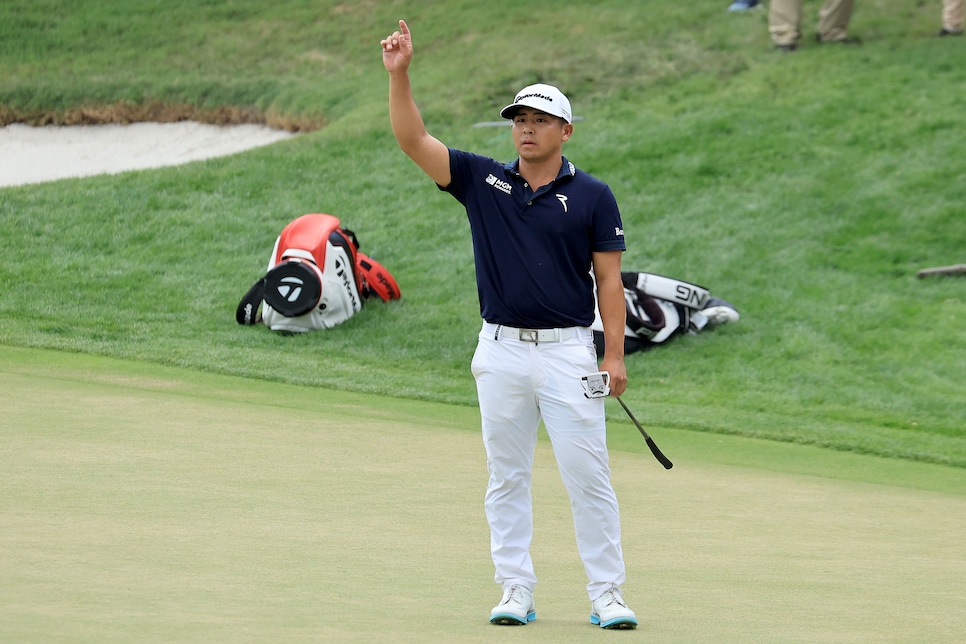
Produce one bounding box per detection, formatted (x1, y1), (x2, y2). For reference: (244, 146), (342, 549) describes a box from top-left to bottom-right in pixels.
(483, 322), (579, 343)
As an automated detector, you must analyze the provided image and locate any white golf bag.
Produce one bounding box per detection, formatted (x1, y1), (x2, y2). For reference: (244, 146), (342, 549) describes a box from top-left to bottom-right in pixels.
(592, 271), (739, 356)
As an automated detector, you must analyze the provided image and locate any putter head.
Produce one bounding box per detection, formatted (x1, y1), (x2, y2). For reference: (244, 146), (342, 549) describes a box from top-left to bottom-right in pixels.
(581, 371), (610, 398)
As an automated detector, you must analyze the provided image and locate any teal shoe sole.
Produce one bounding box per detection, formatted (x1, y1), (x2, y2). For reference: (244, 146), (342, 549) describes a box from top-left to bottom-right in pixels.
(590, 614), (638, 629)
(490, 611), (536, 625)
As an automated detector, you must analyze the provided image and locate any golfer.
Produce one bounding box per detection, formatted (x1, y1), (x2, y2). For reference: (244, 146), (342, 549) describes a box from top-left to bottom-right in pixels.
(381, 20), (638, 629)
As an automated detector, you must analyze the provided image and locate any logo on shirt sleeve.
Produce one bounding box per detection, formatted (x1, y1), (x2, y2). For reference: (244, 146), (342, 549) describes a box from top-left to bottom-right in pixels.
(485, 173), (513, 195)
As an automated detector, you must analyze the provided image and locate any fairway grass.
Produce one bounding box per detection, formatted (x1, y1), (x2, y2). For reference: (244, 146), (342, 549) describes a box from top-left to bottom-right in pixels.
(2, 346), (964, 642)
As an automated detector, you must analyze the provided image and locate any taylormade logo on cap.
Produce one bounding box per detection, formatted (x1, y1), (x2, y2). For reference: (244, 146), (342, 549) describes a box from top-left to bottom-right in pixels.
(500, 83), (573, 123)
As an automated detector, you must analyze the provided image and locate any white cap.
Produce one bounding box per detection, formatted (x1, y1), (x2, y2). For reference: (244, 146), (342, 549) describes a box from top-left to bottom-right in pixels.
(500, 83), (573, 123)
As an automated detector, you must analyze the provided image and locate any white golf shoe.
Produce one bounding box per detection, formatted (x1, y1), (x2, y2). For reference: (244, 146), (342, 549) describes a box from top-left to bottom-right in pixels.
(590, 586), (638, 629)
(489, 584), (536, 625)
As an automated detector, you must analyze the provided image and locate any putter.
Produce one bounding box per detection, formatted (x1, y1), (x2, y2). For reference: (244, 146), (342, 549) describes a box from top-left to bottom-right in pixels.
(615, 396), (673, 470)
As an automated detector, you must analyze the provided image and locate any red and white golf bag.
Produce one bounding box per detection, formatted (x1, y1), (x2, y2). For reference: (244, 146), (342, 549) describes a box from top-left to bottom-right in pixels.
(236, 213), (400, 334)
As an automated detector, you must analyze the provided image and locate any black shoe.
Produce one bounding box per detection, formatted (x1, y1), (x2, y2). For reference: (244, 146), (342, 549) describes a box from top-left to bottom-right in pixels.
(816, 34), (862, 45)
(937, 28), (963, 37)
(776, 44), (798, 52)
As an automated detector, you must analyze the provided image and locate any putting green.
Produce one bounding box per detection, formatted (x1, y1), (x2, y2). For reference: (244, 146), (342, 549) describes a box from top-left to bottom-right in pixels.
(1, 346), (963, 642)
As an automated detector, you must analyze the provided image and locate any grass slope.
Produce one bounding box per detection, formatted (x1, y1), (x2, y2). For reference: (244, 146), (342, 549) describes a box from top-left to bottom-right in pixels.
(1, 1), (964, 466)
(2, 347), (964, 641)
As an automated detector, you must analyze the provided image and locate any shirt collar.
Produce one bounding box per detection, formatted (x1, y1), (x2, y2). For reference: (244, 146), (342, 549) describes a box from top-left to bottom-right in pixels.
(504, 156), (576, 183)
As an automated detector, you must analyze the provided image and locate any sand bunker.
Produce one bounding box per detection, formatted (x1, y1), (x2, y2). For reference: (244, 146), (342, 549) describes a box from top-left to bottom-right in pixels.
(0, 121), (294, 188)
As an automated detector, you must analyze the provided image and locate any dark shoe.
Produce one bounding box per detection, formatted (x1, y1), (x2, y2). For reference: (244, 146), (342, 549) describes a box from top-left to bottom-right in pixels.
(816, 34), (862, 45)
(776, 44), (798, 52)
(937, 28), (963, 36)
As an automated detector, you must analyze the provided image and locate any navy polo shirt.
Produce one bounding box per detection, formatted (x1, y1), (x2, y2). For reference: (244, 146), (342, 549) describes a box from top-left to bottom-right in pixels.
(441, 148), (625, 328)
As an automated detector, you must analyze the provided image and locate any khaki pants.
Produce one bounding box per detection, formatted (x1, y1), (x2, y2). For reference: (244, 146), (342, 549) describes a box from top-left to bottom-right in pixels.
(769, 0), (856, 46)
(944, 0), (964, 32)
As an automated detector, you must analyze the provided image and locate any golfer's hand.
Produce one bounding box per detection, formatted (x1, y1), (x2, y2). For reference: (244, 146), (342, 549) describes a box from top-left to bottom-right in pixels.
(601, 357), (627, 397)
(381, 20), (413, 73)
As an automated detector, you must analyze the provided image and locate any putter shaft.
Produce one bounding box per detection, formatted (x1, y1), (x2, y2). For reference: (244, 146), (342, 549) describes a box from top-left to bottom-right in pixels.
(616, 396), (673, 470)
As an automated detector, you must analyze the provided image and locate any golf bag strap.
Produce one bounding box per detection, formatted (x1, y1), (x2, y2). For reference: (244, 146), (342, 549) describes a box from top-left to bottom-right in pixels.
(624, 288), (666, 335)
(623, 272), (710, 310)
(341, 226), (360, 252)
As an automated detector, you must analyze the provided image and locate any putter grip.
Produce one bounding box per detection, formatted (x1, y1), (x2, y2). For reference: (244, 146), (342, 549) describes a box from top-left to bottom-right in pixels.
(646, 437), (674, 470)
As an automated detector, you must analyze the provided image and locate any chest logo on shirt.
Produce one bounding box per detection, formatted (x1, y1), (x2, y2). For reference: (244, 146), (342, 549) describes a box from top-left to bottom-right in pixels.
(485, 174), (512, 195)
(556, 194), (568, 213)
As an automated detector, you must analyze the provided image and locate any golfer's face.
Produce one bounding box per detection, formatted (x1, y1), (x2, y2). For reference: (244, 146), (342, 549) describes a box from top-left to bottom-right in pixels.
(511, 109), (571, 160)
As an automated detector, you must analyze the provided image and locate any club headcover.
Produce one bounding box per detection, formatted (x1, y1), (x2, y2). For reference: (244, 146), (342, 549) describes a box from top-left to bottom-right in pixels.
(356, 252), (401, 302)
(236, 277), (266, 325)
(262, 260), (324, 317)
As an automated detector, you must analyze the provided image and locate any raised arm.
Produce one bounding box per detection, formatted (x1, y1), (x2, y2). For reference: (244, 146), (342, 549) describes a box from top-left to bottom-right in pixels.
(592, 250), (628, 397)
(381, 20), (451, 187)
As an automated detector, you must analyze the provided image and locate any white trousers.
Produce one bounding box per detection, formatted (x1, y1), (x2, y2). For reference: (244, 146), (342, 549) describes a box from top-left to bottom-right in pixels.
(471, 323), (627, 601)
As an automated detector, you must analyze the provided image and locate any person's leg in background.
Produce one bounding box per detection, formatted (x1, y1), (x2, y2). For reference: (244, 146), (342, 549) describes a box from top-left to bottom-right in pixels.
(940, 0), (965, 34)
(769, 0), (805, 50)
(817, 0), (857, 42)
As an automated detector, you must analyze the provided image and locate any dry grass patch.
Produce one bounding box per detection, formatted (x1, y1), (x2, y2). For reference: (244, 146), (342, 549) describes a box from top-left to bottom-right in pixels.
(0, 100), (324, 132)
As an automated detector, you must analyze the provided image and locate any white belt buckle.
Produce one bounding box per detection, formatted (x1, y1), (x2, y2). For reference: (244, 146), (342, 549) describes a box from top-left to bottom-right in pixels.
(519, 328), (538, 342)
